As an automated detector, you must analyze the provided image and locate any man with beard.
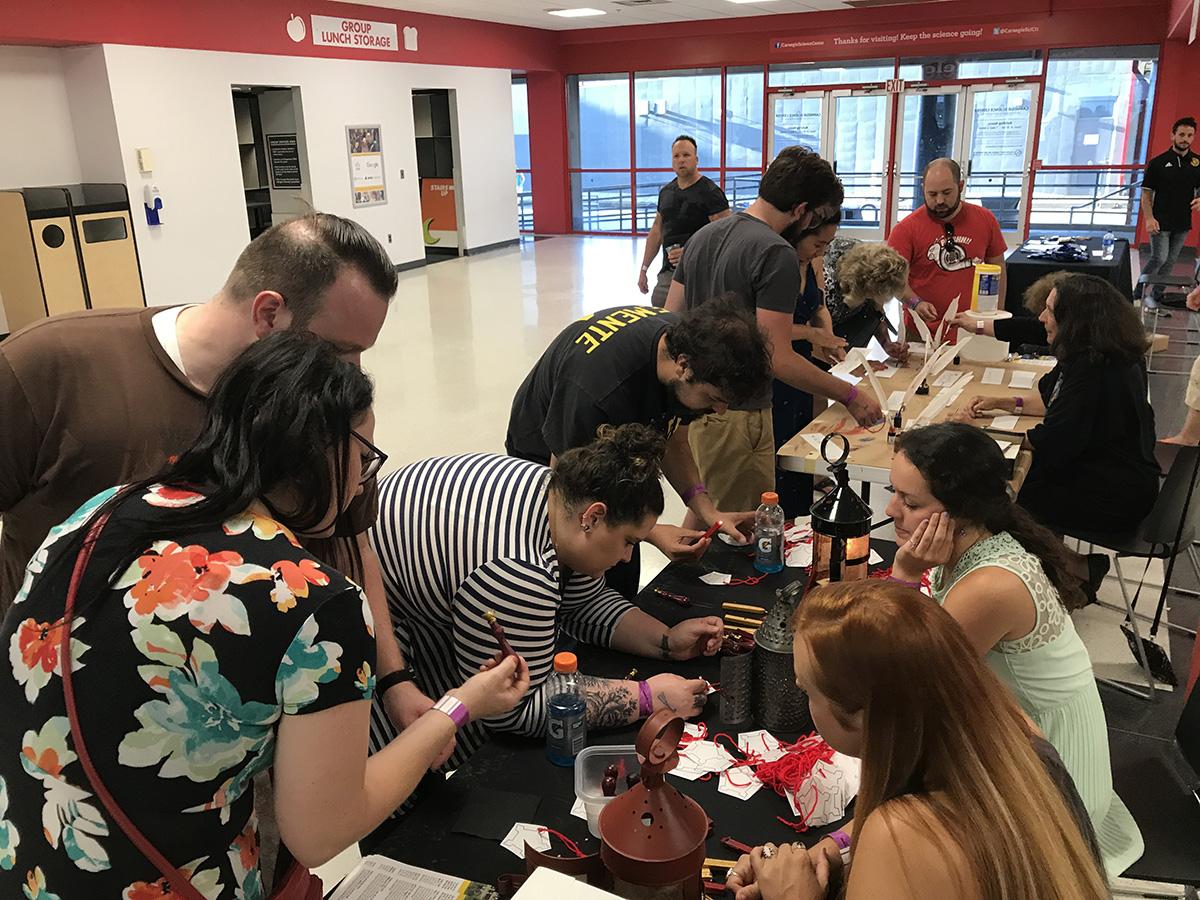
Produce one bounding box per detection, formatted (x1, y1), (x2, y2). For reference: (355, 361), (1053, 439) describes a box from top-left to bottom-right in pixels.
(506, 294), (771, 596)
(637, 135), (731, 308)
(888, 158), (1007, 334)
(1140, 116), (1200, 303)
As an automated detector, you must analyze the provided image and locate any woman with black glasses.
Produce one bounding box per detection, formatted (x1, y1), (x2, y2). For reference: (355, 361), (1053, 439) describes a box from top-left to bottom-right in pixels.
(0, 333), (529, 898)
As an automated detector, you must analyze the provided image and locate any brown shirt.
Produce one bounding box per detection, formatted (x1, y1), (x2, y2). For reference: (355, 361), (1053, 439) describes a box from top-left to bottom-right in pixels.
(0, 307), (377, 614)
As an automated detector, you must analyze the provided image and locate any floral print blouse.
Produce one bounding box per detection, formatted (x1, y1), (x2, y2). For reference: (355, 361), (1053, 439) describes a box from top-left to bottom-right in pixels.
(0, 485), (376, 900)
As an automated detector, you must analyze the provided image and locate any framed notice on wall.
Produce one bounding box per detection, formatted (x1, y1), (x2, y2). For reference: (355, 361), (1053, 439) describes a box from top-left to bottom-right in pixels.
(266, 133), (303, 189)
(346, 125), (387, 207)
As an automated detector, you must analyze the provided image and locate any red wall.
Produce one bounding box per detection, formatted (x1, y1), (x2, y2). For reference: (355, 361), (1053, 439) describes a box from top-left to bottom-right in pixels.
(0, 0), (562, 71)
(557, 0), (1167, 70)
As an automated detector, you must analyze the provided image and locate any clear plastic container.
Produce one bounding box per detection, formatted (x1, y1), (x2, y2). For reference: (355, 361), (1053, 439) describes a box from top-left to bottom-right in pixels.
(573, 745), (640, 838)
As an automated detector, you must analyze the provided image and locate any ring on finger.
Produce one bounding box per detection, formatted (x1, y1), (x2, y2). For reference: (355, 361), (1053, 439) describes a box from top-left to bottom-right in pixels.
(762, 844), (776, 859)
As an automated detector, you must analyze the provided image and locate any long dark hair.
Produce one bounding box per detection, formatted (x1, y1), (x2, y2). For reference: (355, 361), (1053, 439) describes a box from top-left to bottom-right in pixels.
(1051, 274), (1146, 365)
(56, 331), (375, 608)
(895, 423), (1086, 610)
(550, 424), (667, 526)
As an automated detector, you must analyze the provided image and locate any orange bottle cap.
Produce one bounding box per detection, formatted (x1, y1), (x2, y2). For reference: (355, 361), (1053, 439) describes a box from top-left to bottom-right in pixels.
(553, 651), (578, 673)
(762, 492), (779, 505)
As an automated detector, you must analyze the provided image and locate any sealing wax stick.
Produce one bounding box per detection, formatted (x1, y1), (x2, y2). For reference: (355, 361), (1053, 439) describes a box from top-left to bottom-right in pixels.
(722, 602), (766, 614)
(482, 610), (517, 659)
(724, 614), (763, 627)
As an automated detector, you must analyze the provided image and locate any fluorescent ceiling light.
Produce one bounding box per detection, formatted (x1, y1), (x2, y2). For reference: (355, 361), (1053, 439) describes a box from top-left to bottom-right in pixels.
(547, 7), (607, 15)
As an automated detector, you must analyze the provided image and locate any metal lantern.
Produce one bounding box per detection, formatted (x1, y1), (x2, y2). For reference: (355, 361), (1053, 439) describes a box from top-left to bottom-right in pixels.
(752, 579), (815, 733)
(599, 710), (708, 900)
(808, 433), (873, 585)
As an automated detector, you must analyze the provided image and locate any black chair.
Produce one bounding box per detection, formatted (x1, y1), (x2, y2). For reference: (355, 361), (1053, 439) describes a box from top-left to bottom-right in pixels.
(1138, 266), (1199, 375)
(1065, 443), (1200, 699)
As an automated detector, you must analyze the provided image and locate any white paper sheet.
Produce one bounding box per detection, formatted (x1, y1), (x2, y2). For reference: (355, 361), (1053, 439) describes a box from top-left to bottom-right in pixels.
(887, 390), (906, 410)
(738, 729), (787, 763)
(1009, 370), (1037, 389)
(991, 415), (1020, 430)
(873, 366), (900, 379)
(699, 572), (731, 585)
(718, 768), (765, 801)
(501, 823), (552, 858)
(570, 798), (587, 820)
(981, 367), (1005, 385)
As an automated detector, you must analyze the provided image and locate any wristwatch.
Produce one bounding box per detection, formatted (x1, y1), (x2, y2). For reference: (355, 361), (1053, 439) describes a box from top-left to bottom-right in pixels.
(375, 667), (416, 696)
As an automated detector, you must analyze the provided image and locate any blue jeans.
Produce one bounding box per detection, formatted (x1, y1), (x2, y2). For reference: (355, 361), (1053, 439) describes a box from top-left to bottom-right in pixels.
(1141, 230), (1190, 299)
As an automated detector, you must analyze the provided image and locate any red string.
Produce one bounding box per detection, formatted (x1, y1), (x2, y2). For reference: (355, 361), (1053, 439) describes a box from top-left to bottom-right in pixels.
(726, 573), (768, 586)
(754, 733), (836, 830)
(678, 722), (708, 747)
(537, 827), (586, 858)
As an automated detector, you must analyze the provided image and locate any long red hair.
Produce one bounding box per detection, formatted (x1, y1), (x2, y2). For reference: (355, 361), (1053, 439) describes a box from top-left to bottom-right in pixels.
(794, 580), (1107, 900)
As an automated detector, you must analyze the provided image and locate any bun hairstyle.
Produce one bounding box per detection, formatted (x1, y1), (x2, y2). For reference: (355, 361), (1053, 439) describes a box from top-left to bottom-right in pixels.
(550, 423), (667, 526)
(836, 241), (909, 311)
(894, 423), (1085, 609)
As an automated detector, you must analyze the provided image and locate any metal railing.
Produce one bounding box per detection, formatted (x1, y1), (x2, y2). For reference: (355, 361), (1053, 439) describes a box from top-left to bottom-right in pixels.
(1027, 168), (1143, 238)
(517, 190), (533, 232)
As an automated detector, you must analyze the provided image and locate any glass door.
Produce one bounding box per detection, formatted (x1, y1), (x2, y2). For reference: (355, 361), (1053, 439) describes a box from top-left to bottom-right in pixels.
(767, 91), (825, 162)
(890, 86), (967, 229)
(830, 90), (892, 240)
(963, 83), (1039, 246)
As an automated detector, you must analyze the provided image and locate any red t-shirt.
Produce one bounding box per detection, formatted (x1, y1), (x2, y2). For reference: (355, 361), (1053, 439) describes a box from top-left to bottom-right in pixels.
(888, 202), (1007, 333)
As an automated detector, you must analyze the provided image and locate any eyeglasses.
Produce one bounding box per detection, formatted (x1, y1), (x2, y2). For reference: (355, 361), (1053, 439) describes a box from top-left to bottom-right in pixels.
(351, 430), (388, 484)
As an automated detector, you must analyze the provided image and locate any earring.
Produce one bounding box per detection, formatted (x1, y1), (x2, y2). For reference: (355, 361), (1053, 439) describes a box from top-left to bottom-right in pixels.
(956, 528), (966, 537)
(582, 522), (591, 532)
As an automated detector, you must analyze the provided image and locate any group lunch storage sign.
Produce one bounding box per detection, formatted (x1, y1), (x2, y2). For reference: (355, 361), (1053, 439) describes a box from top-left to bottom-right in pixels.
(309, 15), (418, 52)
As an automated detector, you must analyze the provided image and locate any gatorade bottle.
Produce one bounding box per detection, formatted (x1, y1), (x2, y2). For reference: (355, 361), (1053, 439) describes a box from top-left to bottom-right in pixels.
(753, 492), (785, 574)
(546, 652), (587, 766)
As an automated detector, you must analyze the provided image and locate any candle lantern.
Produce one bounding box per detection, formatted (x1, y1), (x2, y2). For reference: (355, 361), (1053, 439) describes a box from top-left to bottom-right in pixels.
(599, 709), (708, 900)
(752, 579), (814, 733)
(808, 433), (873, 585)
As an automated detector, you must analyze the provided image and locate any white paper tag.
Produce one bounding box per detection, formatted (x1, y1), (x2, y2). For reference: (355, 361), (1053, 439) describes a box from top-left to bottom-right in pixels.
(1009, 370), (1037, 390)
(785, 543), (813, 568)
(738, 730), (787, 762)
(991, 415), (1020, 430)
(570, 798), (587, 820)
(700, 572), (731, 585)
(718, 769), (764, 801)
(981, 367), (1005, 385)
(501, 823), (552, 858)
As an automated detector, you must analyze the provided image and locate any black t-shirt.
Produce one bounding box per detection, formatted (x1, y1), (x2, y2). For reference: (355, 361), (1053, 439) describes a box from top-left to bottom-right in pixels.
(657, 175), (730, 272)
(673, 212), (800, 409)
(1142, 148), (1200, 232)
(505, 306), (699, 465)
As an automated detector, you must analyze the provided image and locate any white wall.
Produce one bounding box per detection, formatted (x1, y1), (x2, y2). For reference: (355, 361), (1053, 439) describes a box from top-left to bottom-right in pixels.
(0, 46), (83, 189)
(97, 44), (519, 306)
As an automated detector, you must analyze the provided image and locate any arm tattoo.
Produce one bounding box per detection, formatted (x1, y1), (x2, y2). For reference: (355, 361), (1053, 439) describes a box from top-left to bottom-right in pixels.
(657, 692), (678, 713)
(575, 674), (638, 729)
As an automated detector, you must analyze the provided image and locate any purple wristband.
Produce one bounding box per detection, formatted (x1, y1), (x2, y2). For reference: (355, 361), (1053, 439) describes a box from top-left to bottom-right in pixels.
(844, 384), (859, 406)
(638, 680), (653, 719)
(1014, 396), (1023, 413)
(433, 694), (470, 730)
(887, 574), (922, 589)
(907, 297), (921, 311)
(681, 482), (707, 504)
(828, 830), (851, 851)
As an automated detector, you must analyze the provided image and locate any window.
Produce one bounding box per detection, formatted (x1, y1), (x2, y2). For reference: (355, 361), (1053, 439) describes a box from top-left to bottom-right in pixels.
(634, 69), (721, 169)
(726, 66), (765, 170)
(769, 58), (895, 87)
(898, 51), (1043, 82)
(1038, 46), (1157, 168)
(512, 78), (533, 232)
(568, 74), (631, 170)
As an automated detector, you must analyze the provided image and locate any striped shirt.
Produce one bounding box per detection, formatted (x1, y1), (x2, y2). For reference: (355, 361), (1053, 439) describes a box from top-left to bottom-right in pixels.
(367, 454), (635, 764)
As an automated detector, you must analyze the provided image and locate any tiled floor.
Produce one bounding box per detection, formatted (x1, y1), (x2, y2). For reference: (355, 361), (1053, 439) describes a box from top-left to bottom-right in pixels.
(362, 235), (1200, 895)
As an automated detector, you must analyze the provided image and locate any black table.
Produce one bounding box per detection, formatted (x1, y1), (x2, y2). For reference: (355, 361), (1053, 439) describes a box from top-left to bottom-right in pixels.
(1005, 237), (1133, 314)
(374, 541), (847, 884)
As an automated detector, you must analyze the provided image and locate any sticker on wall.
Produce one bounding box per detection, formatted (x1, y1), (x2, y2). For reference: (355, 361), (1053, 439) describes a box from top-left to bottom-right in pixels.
(286, 14), (306, 43)
(347, 126), (387, 207)
(312, 15), (399, 51)
(403, 26), (418, 51)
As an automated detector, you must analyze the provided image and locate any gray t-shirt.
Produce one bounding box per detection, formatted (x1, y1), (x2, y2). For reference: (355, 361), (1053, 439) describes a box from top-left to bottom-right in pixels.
(673, 211), (800, 409)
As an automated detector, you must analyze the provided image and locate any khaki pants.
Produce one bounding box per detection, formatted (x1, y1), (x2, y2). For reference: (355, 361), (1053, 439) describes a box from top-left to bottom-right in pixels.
(650, 269), (674, 308)
(1188, 355), (1200, 411)
(688, 409), (776, 512)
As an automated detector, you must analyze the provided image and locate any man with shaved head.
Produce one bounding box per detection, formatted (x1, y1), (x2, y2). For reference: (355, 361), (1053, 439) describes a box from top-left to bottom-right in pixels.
(887, 157), (1007, 335)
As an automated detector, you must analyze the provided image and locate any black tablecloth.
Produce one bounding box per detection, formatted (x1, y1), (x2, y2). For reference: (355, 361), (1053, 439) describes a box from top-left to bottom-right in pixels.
(1005, 237), (1133, 314)
(373, 541), (855, 885)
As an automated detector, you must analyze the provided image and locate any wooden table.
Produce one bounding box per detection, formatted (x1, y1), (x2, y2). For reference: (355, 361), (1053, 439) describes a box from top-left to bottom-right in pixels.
(777, 353), (1042, 487)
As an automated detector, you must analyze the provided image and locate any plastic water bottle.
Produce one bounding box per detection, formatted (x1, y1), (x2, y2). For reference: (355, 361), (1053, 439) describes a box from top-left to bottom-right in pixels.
(1102, 231), (1115, 260)
(546, 652), (587, 766)
(753, 491), (785, 574)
